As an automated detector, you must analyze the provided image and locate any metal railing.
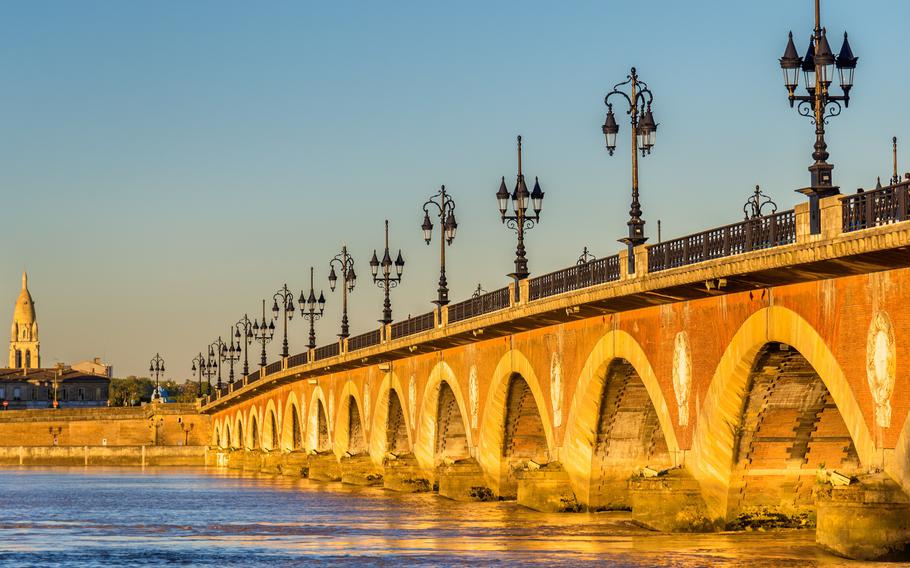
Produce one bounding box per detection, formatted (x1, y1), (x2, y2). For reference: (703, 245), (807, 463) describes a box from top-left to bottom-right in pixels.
(529, 255), (621, 301)
(314, 342), (340, 361)
(842, 181), (910, 232)
(391, 311), (435, 339)
(648, 210), (796, 272)
(348, 329), (381, 351)
(287, 352), (308, 368)
(448, 287), (511, 323)
(264, 361), (282, 376)
(245, 370), (260, 383)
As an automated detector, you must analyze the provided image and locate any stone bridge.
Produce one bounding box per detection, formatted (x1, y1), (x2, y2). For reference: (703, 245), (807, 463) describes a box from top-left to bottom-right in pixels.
(202, 185), (910, 560)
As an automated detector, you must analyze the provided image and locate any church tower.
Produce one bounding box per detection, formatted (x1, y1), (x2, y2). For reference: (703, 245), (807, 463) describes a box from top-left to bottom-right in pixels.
(9, 272), (39, 369)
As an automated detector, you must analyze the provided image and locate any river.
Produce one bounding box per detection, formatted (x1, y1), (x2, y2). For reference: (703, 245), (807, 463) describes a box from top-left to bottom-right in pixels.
(0, 467), (890, 567)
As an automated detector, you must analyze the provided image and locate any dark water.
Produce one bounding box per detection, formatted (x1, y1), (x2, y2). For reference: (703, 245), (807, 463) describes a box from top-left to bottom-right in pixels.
(0, 467), (891, 567)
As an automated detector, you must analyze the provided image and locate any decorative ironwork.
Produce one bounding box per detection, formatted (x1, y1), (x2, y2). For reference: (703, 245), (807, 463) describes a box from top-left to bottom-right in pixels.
(496, 135), (544, 287)
(286, 352), (308, 368)
(220, 325), (242, 385)
(234, 314), (253, 377)
(371, 220), (405, 325)
(648, 210), (796, 272)
(448, 287), (510, 324)
(328, 245), (356, 339)
(348, 329), (382, 352)
(190, 352), (207, 399)
(471, 284), (487, 298)
(299, 267), (326, 350)
(577, 246), (596, 265)
(272, 283), (296, 358)
(421, 185), (457, 306)
(391, 312), (435, 339)
(251, 299), (275, 368)
(602, 67), (659, 274)
(743, 185), (778, 220)
(529, 255), (621, 301)
(149, 353), (165, 401)
(778, 0), (858, 234)
(264, 361), (282, 376)
(842, 180), (910, 232)
(314, 342), (340, 361)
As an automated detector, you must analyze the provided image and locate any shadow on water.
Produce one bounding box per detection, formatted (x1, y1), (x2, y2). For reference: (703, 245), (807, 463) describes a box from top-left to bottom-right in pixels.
(0, 467), (886, 567)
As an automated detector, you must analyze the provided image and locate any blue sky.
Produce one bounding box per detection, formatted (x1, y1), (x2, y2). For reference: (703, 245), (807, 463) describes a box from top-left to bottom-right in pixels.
(2, 1), (908, 378)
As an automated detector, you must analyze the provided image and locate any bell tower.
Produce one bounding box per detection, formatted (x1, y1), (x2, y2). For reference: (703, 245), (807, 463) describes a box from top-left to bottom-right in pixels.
(9, 272), (39, 369)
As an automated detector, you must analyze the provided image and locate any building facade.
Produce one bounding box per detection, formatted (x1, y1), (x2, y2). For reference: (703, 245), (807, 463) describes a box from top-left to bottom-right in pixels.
(3, 273), (110, 409)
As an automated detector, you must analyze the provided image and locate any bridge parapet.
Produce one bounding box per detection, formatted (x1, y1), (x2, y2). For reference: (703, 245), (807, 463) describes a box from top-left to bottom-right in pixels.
(202, 185), (910, 411)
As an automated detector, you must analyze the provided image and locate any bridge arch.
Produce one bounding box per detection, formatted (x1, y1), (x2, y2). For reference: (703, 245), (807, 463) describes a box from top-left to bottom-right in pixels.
(691, 305), (876, 522)
(223, 423), (232, 449)
(281, 391), (305, 451)
(212, 422), (221, 447)
(562, 329), (681, 509)
(306, 386), (331, 453)
(368, 372), (412, 464)
(414, 361), (473, 470)
(245, 405), (262, 450)
(894, 411), (910, 495)
(262, 400), (279, 451)
(233, 412), (244, 449)
(477, 349), (555, 497)
(334, 381), (367, 456)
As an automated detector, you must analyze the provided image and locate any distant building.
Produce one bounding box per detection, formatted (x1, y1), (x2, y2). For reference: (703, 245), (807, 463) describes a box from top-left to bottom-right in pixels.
(0, 367), (110, 409)
(3, 272), (110, 408)
(71, 358), (113, 378)
(9, 272), (39, 369)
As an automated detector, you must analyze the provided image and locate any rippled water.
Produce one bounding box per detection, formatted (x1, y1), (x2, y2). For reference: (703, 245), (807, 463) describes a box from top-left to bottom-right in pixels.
(0, 467), (891, 567)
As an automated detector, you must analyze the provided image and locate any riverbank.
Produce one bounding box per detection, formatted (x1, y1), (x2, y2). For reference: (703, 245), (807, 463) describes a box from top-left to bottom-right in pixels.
(0, 445), (207, 467)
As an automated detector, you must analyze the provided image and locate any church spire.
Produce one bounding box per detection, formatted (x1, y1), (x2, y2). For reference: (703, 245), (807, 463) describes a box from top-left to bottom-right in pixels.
(10, 272), (39, 369)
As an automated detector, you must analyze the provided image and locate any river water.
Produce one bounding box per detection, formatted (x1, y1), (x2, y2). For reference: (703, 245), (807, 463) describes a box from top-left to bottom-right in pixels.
(0, 467), (892, 567)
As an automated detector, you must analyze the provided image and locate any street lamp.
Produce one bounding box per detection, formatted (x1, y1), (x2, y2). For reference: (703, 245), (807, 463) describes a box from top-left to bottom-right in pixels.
(201, 346), (218, 392)
(272, 284), (296, 358)
(328, 245), (356, 339)
(298, 267), (326, 350)
(421, 185), (457, 306)
(252, 299), (276, 367)
(191, 352), (207, 398)
(210, 338), (226, 390)
(370, 220), (405, 325)
(177, 417), (194, 446)
(234, 314), (253, 376)
(221, 326), (242, 385)
(496, 135), (544, 289)
(149, 353), (165, 402)
(602, 67), (658, 274)
(778, 0), (857, 234)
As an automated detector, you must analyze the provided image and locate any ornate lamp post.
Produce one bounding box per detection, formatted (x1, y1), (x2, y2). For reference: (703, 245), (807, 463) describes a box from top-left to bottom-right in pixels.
(149, 353), (165, 402)
(370, 220), (405, 324)
(602, 67), (658, 274)
(252, 299), (276, 367)
(328, 245), (357, 339)
(778, 0), (857, 234)
(234, 315), (253, 376)
(272, 284), (296, 358)
(177, 417), (194, 446)
(496, 135), (544, 289)
(221, 326), (242, 385)
(211, 338), (227, 390)
(191, 352), (207, 398)
(421, 185), (457, 306)
(201, 346), (218, 392)
(298, 267), (326, 350)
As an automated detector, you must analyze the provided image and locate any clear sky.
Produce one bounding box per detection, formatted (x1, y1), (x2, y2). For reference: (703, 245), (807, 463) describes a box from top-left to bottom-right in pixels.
(2, 1), (909, 379)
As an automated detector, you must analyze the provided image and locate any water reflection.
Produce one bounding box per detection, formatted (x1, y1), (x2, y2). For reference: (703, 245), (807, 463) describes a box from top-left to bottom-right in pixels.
(0, 467), (883, 567)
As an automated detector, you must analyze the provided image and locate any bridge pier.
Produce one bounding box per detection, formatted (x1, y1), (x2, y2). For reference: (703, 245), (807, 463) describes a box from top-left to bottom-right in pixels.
(307, 451), (341, 481)
(280, 451), (309, 477)
(242, 450), (262, 472)
(516, 462), (579, 512)
(628, 467), (721, 532)
(383, 455), (432, 492)
(260, 451), (282, 474)
(437, 458), (492, 501)
(226, 449), (244, 469)
(340, 454), (383, 486)
(816, 472), (910, 561)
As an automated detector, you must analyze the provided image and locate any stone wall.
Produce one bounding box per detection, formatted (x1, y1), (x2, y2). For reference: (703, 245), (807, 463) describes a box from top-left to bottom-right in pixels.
(0, 403), (212, 447)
